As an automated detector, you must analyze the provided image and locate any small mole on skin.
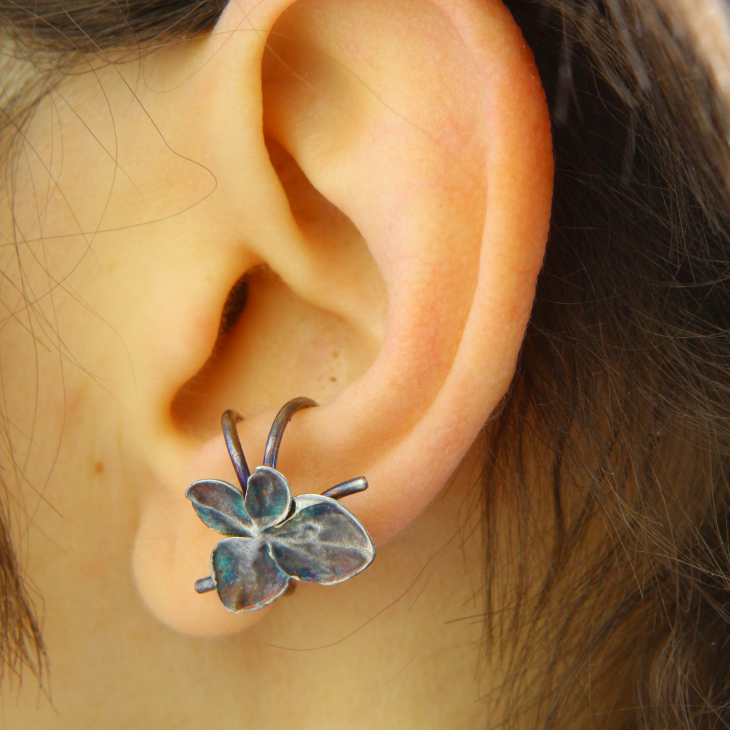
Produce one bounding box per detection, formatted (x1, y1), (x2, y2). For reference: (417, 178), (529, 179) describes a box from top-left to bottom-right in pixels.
(94, 462), (104, 475)
(330, 376), (337, 382)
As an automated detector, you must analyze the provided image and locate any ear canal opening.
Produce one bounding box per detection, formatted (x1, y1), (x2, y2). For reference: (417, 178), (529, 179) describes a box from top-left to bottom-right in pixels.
(218, 275), (249, 339)
(170, 271), (256, 435)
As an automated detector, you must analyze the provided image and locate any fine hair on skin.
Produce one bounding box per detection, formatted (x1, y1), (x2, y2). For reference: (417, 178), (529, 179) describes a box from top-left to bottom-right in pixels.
(2, 1), (730, 728)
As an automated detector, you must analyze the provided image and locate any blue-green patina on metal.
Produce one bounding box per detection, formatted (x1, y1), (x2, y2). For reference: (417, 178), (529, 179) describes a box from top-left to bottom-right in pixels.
(186, 398), (376, 613)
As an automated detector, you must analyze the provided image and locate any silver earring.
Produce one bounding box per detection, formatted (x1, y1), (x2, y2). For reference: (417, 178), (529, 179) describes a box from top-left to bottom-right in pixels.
(186, 397), (376, 612)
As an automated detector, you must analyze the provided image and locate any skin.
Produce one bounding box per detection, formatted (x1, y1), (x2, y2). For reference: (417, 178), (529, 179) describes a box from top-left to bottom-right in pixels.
(0, 0), (552, 726)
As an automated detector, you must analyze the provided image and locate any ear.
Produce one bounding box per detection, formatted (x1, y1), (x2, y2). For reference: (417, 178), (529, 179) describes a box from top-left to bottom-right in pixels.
(128, 0), (552, 635)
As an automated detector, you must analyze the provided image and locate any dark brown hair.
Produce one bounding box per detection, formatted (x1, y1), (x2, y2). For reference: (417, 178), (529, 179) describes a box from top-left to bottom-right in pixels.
(2, 1), (730, 728)
(489, 2), (730, 727)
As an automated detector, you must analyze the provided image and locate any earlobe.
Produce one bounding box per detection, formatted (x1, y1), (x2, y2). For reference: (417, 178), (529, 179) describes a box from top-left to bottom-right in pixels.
(131, 0), (552, 635)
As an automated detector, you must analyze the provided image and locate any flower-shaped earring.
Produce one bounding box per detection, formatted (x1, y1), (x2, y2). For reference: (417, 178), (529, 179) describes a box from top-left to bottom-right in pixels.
(186, 397), (376, 612)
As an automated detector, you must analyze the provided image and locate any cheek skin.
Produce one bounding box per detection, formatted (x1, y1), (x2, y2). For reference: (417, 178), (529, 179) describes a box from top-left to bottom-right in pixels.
(0, 62), (235, 641)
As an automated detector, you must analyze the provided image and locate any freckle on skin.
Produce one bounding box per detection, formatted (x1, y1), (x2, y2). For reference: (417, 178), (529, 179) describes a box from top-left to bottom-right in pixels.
(94, 462), (104, 475)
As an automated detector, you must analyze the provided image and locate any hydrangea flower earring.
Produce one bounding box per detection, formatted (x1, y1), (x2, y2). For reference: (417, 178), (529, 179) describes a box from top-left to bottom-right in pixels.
(186, 397), (376, 612)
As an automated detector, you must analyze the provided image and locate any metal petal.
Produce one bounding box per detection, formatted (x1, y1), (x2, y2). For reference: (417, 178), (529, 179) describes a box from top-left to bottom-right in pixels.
(244, 467), (292, 530)
(211, 537), (290, 612)
(186, 480), (255, 537)
(266, 495), (375, 584)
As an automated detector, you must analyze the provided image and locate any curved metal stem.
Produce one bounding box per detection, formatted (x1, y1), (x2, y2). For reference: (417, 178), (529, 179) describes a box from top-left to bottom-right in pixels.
(322, 476), (369, 500)
(263, 397), (318, 469)
(222, 410), (250, 492)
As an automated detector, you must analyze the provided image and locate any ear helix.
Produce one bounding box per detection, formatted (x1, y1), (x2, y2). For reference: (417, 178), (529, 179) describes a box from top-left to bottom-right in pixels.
(185, 398), (374, 613)
(132, 0), (550, 635)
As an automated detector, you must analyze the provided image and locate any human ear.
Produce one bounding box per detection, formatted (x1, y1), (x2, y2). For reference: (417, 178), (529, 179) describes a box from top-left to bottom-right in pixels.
(127, 0), (552, 635)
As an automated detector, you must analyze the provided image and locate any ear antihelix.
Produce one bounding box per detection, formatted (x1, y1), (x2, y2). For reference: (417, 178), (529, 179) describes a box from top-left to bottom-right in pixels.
(186, 399), (376, 613)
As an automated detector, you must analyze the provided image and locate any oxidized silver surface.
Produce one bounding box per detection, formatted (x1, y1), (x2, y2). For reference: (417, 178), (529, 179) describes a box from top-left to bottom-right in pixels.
(186, 398), (376, 612)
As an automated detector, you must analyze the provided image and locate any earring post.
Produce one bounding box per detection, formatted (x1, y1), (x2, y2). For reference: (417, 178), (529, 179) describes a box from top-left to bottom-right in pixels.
(194, 577), (216, 594)
(322, 476), (369, 500)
